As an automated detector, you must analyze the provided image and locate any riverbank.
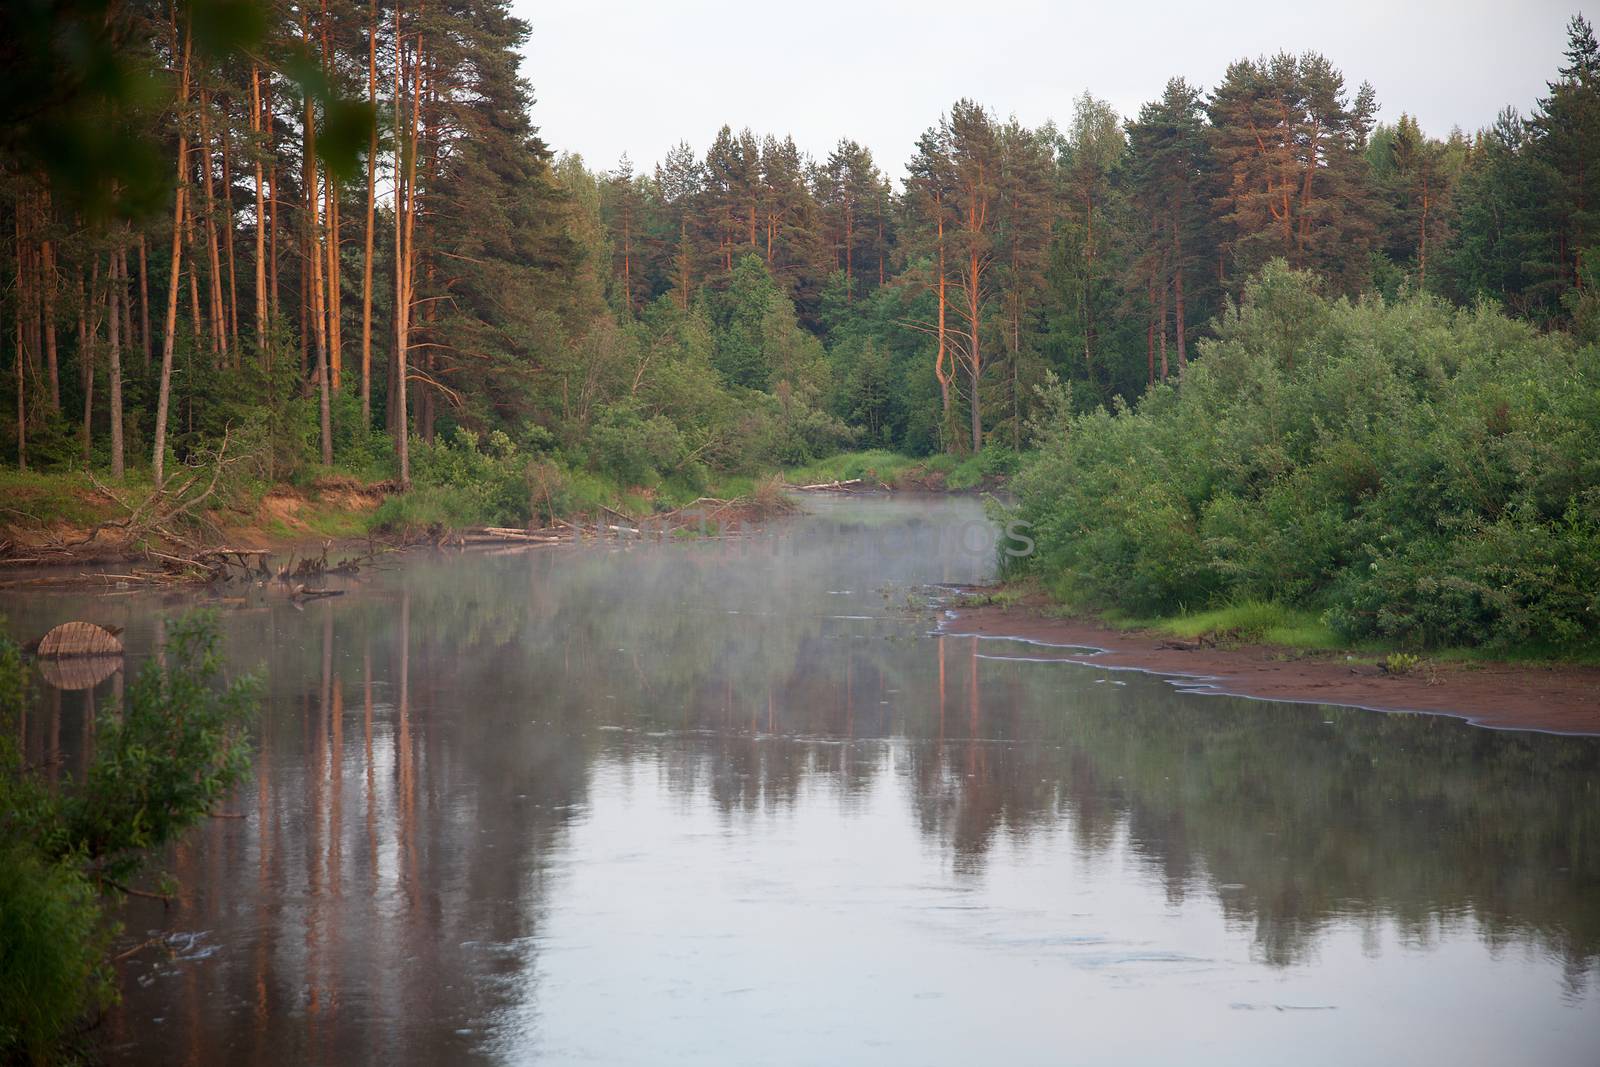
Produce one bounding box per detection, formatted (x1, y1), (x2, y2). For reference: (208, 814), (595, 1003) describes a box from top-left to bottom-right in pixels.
(0, 462), (827, 584)
(941, 590), (1600, 735)
(0, 448), (1001, 574)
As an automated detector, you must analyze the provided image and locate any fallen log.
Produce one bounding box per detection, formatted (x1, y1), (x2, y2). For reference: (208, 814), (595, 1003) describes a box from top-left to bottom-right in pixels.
(787, 478), (865, 491)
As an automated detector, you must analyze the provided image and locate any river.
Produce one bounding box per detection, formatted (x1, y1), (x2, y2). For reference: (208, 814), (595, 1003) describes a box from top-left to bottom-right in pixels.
(4, 495), (1598, 1065)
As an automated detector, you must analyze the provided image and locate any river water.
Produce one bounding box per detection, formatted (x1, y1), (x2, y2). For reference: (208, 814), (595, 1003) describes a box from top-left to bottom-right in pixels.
(5, 495), (1598, 1065)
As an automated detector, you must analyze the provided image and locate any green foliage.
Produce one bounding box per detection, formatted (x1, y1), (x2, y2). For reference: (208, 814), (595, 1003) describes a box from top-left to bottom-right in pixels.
(57, 614), (260, 884)
(1013, 262), (1600, 651)
(0, 613), (258, 1060)
(0, 844), (112, 1061)
(373, 428), (534, 532)
(1385, 652), (1423, 675)
(588, 402), (686, 487)
(1148, 600), (1343, 649)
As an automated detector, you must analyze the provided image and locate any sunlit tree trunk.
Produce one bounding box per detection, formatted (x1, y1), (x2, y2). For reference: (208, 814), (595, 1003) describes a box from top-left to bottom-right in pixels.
(251, 64), (269, 353)
(935, 204), (950, 423)
(322, 4), (342, 393)
(186, 191), (204, 347)
(198, 88), (228, 362)
(967, 243), (981, 451)
(154, 20), (192, 485)
(327, 176), (342, 391)
(266, 74), (280, 334)
(360, 0), (378, 424)
(303, 39), (333, 466)
(220, 96), (239, 356)
(392, 1), (417, 487)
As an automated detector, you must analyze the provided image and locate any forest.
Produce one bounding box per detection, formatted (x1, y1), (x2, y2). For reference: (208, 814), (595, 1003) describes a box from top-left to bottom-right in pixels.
(1, 2), (1597, 646)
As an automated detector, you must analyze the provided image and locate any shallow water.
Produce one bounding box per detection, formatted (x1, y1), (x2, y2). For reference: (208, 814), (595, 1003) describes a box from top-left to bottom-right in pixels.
(6, 495), (1599, 1065)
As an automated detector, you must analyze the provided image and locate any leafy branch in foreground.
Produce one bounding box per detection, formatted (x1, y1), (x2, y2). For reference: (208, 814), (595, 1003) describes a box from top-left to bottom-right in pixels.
(0, 611), (258, 1060)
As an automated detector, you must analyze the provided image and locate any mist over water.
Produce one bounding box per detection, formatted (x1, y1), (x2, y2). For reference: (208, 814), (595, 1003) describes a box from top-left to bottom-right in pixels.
(6, 495), (1598, 1065)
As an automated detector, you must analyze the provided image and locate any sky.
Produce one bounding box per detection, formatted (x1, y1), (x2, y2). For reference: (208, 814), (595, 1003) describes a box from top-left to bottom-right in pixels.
(512, 0), (1582, 181)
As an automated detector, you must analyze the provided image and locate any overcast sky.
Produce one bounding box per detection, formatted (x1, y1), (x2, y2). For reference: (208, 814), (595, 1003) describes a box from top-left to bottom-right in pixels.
(513, 0), (1581, 181)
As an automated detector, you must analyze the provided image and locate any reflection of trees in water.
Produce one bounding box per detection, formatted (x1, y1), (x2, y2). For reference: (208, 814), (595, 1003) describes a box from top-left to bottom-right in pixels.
(93, 588), (593, 1063)
(369, 540), (1600, 978)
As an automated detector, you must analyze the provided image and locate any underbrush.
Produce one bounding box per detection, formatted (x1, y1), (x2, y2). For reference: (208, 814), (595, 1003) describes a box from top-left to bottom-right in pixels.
(368, 428), (772, 536)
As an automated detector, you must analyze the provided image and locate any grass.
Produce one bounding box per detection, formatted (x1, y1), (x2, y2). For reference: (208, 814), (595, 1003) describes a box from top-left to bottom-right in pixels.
(0, 469), (156, 531)
(785, 450), (924, 486)
(290, 500), (372, 540)
(1026, 590), (1600, 667)
(1141, 600), (1347, 650)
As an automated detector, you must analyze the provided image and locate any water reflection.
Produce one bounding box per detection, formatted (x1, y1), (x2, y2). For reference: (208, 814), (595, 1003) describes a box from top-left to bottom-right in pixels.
(3, 495), (1598, 1065)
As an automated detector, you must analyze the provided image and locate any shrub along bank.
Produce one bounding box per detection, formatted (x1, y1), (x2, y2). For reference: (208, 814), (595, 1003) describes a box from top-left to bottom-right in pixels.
(1008, 262), (1600, 657)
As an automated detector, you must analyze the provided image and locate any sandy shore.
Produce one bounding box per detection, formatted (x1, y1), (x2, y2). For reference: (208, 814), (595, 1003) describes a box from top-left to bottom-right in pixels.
(940, 599), (1600, 735)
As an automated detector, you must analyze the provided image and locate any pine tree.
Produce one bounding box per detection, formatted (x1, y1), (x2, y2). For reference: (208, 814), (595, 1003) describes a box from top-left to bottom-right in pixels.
(1532, 14), (1600, 289)
(1208, 53), (1379, 293)
(1126, 78), (1221, 375)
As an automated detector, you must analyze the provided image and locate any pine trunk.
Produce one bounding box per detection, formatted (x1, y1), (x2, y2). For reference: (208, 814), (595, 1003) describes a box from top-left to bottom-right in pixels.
(1172, 206), (1188, 374)
(41, 192), (59, 412)
(15, 211), (27, 470)
(967, 248), (981, 452)
(137, 234), (150, 369)
(251, 64), (269, 353)
(304, 58), (333, 467)
(197, 89), (227, 362)
(267, 75), (280, 331)
(327, 176), (342, 390)
(1157, 253), (1169, 384)
(935, 206), (950, 421)
(360, 0), (378, 424)
(392, 4), (415, 487)
(109, 245), (125, 479)
(220, 96), (239, 356)
(154, 23), (192, 485)
(79, 268), (92, 466)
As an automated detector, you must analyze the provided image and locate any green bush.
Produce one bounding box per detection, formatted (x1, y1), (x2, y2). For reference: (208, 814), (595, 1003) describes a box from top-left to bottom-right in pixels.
(1012, 261), (1600, 651)
(384, 427), (535, 530)
(588, 403), (686, 486)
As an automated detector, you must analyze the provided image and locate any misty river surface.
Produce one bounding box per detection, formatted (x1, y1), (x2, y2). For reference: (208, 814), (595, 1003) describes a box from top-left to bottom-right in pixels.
(5, 495), (1599, 1065)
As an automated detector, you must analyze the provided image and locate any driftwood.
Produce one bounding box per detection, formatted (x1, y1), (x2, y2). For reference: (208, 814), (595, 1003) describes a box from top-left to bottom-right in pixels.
(786, 477), (866, 492)
(69, 427), (237, 550)
(460, 527), (568, 544)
